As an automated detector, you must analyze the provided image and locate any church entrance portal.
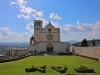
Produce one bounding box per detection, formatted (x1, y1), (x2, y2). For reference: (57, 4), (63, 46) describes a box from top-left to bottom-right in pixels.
(46, 43), (54, 53)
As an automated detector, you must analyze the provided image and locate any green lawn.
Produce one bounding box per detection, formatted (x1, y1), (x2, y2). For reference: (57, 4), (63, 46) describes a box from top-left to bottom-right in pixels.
(0, 55), (100, 75)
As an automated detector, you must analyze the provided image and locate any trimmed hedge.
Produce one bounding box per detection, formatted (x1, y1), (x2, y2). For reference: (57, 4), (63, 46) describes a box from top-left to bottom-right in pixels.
(25, 65), (46, 73)
(25, 66), (37, 72)
(58, 52), (73, 55)
(51, 65), (67, 73)
(40, 65), (46, 69)
(0, 55), (29, 63)
(74, 65), (95, 73)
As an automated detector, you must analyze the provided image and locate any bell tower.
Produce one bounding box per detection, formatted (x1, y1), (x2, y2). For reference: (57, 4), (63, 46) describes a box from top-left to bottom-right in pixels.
(34, 20), (42, 41)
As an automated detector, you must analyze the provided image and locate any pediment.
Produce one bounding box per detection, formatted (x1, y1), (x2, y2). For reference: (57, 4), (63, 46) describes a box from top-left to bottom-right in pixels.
(40, 23), (59, 33)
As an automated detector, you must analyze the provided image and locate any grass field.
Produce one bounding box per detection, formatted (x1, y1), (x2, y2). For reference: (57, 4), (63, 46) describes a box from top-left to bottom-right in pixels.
(0, 55), (100, 75)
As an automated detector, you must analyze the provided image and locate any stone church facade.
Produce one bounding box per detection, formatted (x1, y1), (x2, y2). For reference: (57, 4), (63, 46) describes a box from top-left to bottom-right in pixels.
(30, 20), (70, 54)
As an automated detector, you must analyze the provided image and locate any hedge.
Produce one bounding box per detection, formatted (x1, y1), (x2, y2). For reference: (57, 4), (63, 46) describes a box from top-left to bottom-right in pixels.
(51, 65), (67, 73)
(0, 55), (29, 63)
(25, 65), (46, 73)
(74, 65), (95, 73)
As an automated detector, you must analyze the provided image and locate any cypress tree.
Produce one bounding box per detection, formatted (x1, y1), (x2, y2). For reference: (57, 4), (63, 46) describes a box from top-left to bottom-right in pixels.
(93, 39), (95, 46)
(81, 39), (88, 47)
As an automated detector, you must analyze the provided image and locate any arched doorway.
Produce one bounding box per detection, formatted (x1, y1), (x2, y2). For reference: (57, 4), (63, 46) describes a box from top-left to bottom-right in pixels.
(46, 43), (54, 53)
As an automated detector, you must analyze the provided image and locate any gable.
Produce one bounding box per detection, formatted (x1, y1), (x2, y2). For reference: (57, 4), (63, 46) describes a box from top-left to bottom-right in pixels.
(40, 23), (59, 33)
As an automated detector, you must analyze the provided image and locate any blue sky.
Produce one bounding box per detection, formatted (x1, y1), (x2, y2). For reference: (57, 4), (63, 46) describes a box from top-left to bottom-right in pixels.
(0, 0), (100, 42)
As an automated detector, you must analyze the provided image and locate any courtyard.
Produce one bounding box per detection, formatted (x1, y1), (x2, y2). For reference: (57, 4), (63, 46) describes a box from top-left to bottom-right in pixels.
(0, 55), (100, 75)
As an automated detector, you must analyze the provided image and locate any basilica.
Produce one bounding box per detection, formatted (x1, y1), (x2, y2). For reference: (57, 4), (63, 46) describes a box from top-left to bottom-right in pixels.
(30, 20), (70, 54)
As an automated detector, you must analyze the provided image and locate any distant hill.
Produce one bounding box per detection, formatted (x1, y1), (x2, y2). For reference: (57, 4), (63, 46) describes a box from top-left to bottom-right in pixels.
(0, 42), (29, 50)
(71, 39), (100, 47)
(0, 42), (29, 46)
(69, 40), (78, 44)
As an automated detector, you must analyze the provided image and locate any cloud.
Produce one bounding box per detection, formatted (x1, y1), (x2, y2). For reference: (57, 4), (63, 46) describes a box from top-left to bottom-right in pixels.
(50, 21), (64, 32)
(10, 0), (43, 20)
(10, 0), (27, 6)
(63, 21), (100, 40)
(49, 13), (61, 20)
(20, 31), (28, 37)
(10, 2), (16, 6)
(26, 22), (34, 34)
(0, 27), (17, 37)
(17, 14), (30, 20)
(1, 20), (100, 42)
(51, 21), (60, 28)
(0, 27), (30, 42)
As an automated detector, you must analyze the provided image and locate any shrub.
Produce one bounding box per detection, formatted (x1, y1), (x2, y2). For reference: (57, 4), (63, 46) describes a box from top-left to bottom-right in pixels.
(74, 65), (95, 73)
(58, 52), (73, 55)
(51, 65), (67, 73)
(36, 67), (45, 73)
(25, 65), (46, 73)
(0, 55), (29, 63)
(40, 65), (46, 69)
(25, 66), (37, 72)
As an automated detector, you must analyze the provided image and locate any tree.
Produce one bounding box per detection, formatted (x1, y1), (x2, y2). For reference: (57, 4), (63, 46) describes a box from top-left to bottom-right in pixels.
(93, 39), (95, 46)
(81, 39), (88, 47)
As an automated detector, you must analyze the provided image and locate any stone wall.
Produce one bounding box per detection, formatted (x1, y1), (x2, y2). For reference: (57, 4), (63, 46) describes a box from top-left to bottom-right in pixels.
(72, 46), (100, 61)
(1, 49), (29, 57)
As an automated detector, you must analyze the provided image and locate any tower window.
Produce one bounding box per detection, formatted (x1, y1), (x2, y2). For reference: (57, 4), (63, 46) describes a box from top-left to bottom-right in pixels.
(39, 22), (40, 26)
(35, 23), (36, 25)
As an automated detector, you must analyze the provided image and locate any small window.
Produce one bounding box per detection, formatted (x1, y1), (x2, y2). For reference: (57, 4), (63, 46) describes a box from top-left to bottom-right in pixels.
(39, 22), (40, 25)
(48, 28), (51, 32)
(35, 23), (37, 25)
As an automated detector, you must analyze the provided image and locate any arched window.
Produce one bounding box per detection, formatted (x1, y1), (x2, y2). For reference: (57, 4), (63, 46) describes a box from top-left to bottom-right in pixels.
(32, 41), (34, 44)
(46, 43), (54, 52)
(47, 47), (49, 52)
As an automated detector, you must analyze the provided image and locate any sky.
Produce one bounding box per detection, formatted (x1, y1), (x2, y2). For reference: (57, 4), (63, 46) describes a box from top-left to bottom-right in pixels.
(0, 0), (100, 42)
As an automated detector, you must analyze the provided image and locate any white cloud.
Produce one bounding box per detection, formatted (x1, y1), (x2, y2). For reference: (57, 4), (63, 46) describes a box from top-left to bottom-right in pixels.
(10, 0), (43, 20)
(51, 21), (60, 28)
(26, 22), (34, 34)
(20, 31), (28, 37)
(64, 24), (77, 33)
(50, 21), (65, 33)
(92, 22), (100, 31)
(0, 27), (17, 37)
(0, 27), (30, 42)
(37, 11), (44, 17)
(10, 2), (16, 6)
(63, 21), (100, 40)
(10, 0), (27, 6)
(49, 13), (61, 20)
(1, 20), (100, 42)
(17, 14), (30, 20)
